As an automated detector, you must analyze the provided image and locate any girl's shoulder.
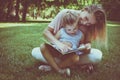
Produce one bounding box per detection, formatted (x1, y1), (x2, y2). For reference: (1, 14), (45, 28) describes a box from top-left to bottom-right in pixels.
(77, 30), (84, 38)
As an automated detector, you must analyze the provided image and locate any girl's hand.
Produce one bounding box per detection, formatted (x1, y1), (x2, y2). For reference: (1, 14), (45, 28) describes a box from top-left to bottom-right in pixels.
(56, 41), (72, 54)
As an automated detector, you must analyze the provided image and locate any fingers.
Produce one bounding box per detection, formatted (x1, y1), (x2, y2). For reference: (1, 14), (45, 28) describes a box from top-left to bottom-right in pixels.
(68, 47), (72, 50)
(86, 46), (91, 49)
(79, 44), (86, 50)
(57, 42), (72, 53)
(60, 46), (71, 53)
(61, 47), (69, 53)
(85, 43), (91, 49)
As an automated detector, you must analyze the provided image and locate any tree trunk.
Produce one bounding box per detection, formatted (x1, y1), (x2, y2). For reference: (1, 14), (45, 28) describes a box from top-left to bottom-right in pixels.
(22, 1), (28, 22)
(82, 0), (85, 5)
(6, 0), (12, 21)
(15, 0), (20, 21)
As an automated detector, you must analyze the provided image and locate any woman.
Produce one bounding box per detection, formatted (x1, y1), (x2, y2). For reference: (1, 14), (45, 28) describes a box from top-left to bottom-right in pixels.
(31, 4), (107, 76)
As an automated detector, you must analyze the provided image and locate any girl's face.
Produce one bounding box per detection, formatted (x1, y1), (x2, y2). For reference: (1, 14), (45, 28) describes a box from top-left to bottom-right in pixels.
(65, 23), (78, 35)
(79, 10), (96, 27)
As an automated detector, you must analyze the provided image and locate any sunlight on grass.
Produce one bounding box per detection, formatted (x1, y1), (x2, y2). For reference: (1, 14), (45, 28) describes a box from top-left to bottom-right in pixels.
(0, 21), (119, 28)
(0, 23), (41, 28)
(107, 23), (120, 27)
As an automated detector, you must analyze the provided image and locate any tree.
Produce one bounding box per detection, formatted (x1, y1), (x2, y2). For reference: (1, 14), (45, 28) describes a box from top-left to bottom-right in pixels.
(21, 0), (29, 22)
(100, 0), (120, 21)
(0, 0), (9, 21)
(15, 0), (20, 21)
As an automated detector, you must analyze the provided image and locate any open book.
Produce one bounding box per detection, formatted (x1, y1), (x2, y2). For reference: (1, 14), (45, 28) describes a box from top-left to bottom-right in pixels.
(50, 44), (86, 55)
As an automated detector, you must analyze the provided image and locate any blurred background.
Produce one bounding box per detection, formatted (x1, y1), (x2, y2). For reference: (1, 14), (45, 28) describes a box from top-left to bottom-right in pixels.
(0, 0), (120, 22)
(0, 0), (120, 80)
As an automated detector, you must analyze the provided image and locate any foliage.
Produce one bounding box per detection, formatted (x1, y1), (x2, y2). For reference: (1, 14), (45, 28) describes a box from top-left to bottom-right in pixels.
(0, 0), (120, 21)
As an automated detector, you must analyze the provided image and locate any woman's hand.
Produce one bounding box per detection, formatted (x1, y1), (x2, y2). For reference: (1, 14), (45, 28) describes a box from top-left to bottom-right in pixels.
(84, 43), (91, 50)
(78, 43), (91, 54)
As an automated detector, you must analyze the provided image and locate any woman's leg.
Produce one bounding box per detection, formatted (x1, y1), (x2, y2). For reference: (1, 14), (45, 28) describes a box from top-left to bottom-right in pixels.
(55, 48), (102, 68)
(31, 45), (80, 69)
(31, 44), (79, 76)
(40, 43), (71, 76)
(40, 43), (63, 72)
(32, 47), (102, 67)
(31, 47), (47, 63)
(31, 45), (61, 71)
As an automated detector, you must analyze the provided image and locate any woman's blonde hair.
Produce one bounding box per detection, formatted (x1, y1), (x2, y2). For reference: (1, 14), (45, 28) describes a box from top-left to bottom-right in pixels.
(62, 11), (78, 27)
(83, 4), (107, 48)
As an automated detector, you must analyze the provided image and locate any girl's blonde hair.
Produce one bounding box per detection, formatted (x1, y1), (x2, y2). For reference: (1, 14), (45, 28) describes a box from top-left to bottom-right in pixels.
(83, 4), (107, 47)
(62, 11), (78, 27)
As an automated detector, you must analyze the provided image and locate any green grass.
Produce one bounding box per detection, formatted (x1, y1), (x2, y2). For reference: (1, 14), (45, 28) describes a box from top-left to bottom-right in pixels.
(0, 22), (120, 80)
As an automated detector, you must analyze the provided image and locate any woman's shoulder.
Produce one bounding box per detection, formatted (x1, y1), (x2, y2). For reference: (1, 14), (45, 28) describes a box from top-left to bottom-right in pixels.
(59, 9), (69, 14)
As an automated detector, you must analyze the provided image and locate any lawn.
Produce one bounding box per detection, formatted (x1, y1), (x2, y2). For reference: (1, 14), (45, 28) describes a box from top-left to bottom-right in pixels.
(0, 22), (120, 80)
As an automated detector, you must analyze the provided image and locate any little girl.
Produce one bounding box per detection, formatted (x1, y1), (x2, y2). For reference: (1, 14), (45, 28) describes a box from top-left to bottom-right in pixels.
(54, 11), (85, 54)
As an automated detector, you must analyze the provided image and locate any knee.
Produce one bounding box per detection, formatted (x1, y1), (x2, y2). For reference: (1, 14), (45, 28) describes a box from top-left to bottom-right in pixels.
(40, 43), (47, 54)
(89, 49), (103, 64)
(96, 51), (102, 62)
(94, 49), (102, 62)
(71, 55), (79, 63)
(31, 47), (40, 59)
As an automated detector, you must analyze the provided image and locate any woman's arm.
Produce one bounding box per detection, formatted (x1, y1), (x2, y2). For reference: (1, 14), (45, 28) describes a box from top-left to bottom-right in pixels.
(79, 31), (91, 54)
(83, 34), (91, 54)
(43, 27), (59, 44)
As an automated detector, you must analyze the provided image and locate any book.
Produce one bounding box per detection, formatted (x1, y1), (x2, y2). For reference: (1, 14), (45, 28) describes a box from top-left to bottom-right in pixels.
(50, 44), (86, 55)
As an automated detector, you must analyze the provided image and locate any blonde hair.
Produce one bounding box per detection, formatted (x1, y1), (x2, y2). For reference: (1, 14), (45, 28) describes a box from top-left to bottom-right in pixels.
(83, 4), (107, 48)
(62, 11), (78, 27)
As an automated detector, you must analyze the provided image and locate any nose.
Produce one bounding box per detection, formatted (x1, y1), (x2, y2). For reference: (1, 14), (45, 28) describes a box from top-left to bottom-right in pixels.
(70, 30), (74, 33)
(71, 30), (77, 34)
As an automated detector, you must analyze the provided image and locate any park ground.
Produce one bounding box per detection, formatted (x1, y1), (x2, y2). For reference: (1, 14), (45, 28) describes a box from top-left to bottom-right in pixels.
(0, 21), (120, 80)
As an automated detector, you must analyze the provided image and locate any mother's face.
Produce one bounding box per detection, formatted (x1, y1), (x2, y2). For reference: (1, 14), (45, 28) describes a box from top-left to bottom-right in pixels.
(79, 10), (96, 27)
